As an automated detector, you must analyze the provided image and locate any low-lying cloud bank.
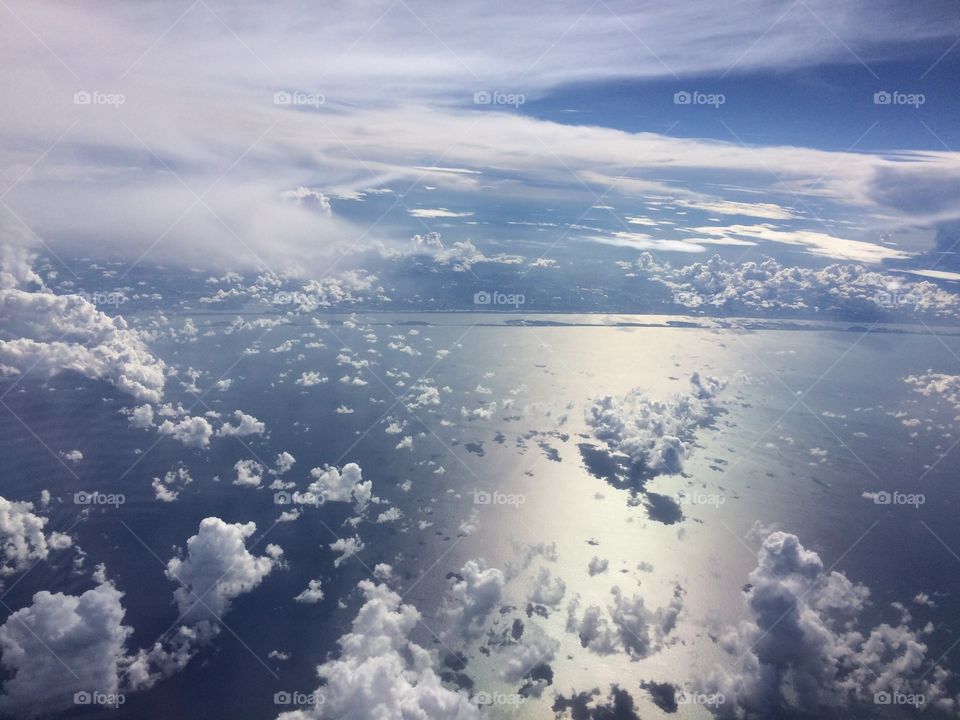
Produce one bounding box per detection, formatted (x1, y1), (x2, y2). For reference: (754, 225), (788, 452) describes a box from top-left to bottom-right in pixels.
(623, 253), (960, 317)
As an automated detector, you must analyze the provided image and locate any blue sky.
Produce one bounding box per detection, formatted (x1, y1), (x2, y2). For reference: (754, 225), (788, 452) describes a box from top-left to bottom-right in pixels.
(1, 0), (959, 273)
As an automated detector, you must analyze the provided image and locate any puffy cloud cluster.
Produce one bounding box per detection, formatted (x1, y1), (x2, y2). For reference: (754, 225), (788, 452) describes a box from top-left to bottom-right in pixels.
(0, 515), (281, 716)
(501, 633), (559, 688)
(292, 271), (386, 310)
(279, 580), (479, 720)
(165, 517), (281, 629)
(442, 560), (506, 643)
(234, 459), (265, 487)
(158, 415), (214, 448)
(586, 373), (725, 475)
(151, 467), (192, 502)
(0, 288), (165, 402)
(0, 496), (71, 578)
(698, 530), (955, 717)
(627, 253), (960, 317)
(0, 578), (133, 716)
(528, 567), (566, 606)
(217, 410), (266, 437)
(306, 463), (372, 512)
(412, 233), (522, 272)
(294, 579), (324, 604)
(329, 536), (365, 568)
(905, 372), (960, 411)
(566, 585), (683, 660)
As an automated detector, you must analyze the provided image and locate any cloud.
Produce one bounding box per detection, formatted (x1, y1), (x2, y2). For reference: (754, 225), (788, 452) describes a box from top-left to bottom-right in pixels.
(158, 416), (214, 448)
(697, 530), (955, 717)
(151, 467), (192, 502)
(295, 371), (328, 387)
(3, 0), (960, 275)
(329, 536), (364, 568)
(587, 557), (609, 576)
(0, 289), (165, 403)
(274, 451), (296, 474)
(407, 208), (474, 219)
(0, 496), (71, 578)
(630, 253), (960, 317)
(306, 463), (372, 511)
(233, 459), (264, 487)
(905, 372), (960, 410)
(442, 560), (506, 643)
(553, 686), (641, 720)
(0, 577), (131, 717)
(126, 404), (155, 428)
(280, 580), (478, 719)
(217, 410), (266, 437)
(501, 633), (559, 686)
(588, 232), (707, 253)
(165, 517), (280, 628)
(528, 567), (566, 606)
(586, 373), (725, 476)
(566, 585), (683, 660)
(678, 199), (799, 220)
(417, 235), (523, 272)
(293, 579), (324, 604)
(689, 224), (909, 263)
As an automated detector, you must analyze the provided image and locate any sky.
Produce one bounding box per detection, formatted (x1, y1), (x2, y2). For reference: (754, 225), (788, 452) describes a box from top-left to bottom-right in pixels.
(2, 0), (960, 273)
(4, 3), (960, 720)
